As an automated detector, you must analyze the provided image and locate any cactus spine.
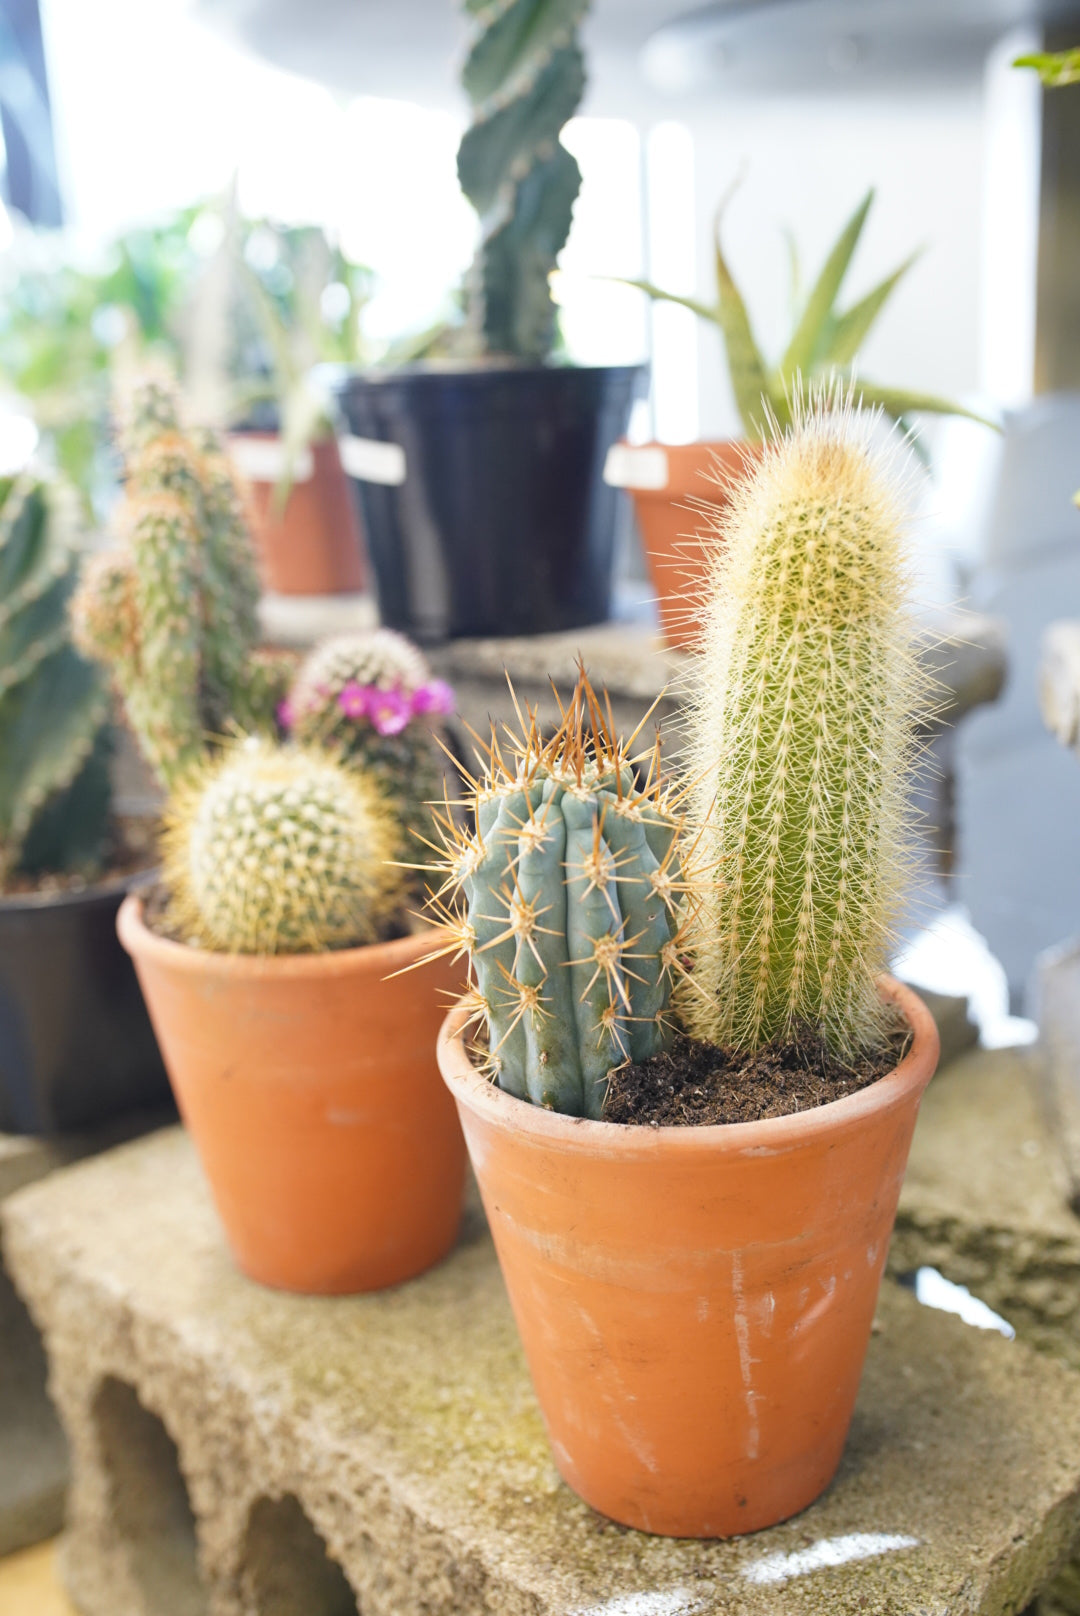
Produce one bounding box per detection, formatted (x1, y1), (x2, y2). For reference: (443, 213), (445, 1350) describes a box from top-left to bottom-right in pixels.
(457, 0), (589, 361)
(163, 738), (403, 955)
(70, 375), (265, 789)
(0, 475), (111, 883)
(429, 672), (686, 1117)
(286, 630), (450, 869)
(683, 399), (927, 1058)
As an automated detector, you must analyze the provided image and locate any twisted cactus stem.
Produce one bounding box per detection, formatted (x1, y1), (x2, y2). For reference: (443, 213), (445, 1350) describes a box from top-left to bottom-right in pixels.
(0, 475), (111, 883)
(70, 374), (265, 789)
(162, 737), (404, 955)
(683, 393), (931, 1058)
(457, 0), (589, 361)
(425, 669), (692, 1118)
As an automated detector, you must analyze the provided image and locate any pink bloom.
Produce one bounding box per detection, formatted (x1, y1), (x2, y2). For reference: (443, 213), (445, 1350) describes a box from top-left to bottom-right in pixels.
(277, 699), (295, 730)
(411, 679), (456, 717)
(338, 681), (370, 721)
(366, 686), (412, 735)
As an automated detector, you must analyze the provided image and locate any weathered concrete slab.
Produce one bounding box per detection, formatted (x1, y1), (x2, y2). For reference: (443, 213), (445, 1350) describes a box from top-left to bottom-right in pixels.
(0, 1114), (173, 1558)
(5, 1127), (1080, 1616)
(891, 1045), (1080, 1370)
(1035, 938), (1080, 1212)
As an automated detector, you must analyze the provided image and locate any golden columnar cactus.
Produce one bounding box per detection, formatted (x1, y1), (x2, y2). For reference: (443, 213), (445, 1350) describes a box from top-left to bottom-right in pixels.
(684, 399), (930, 1058)
(162, 738), (403, 955)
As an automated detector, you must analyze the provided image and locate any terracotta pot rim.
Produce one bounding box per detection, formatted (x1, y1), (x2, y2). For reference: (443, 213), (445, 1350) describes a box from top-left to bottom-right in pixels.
(117, 894), (442, 981)
(438, 973), (939, 1154)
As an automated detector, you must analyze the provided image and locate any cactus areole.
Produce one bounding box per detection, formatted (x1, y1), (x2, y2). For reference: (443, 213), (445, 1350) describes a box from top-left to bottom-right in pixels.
(426, 671), (688, 1118)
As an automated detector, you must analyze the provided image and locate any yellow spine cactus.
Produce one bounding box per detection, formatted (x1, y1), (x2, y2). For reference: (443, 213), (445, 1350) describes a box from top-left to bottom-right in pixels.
(162, 739), (403, 955)
(684, 397), (930, 1058)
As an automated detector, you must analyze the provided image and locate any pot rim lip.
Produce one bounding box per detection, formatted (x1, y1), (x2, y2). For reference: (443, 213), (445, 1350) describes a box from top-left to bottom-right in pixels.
(0, 865), (157, 916)
(437, 974), (939, 1153)
(117, 892), (443, 979)
(332, 361), (646, 387)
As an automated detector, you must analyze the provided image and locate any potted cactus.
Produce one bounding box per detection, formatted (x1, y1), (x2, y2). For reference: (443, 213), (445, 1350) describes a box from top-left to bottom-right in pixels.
(609, 188), (991, 647)
(0, 473), (167, 1133)
(435, 398), (940, 1536)
(336, 0), (641, 641)
(75, 375), (465, 1293)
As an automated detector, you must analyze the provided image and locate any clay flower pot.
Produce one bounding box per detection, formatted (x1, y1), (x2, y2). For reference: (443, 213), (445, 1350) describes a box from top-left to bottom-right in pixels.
(607, 440), (756, 649)
(118, 897), (466, 1294)
(229, 431), (366, 597)
(437, 976), (939, 1538)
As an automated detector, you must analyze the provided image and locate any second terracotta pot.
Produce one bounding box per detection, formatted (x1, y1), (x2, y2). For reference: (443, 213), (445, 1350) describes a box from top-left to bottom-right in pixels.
(229, 431), (366, 596)
(626, 439), (754, 649)
(119, 897), (466, 1294)
(438, 976), (938, 1537)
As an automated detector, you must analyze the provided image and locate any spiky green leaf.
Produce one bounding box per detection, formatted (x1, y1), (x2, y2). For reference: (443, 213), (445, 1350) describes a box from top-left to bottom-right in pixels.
(1015, 49), (1080, 86)
(817, 250), (921, 369)
(779, 188), (874, 381)
(713, 209), (771, 438)
(845, 377), (999, 430)
(608, 277), (723, 327)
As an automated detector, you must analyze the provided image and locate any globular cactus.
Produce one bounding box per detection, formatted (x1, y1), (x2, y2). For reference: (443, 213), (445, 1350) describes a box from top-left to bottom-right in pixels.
(0, 474), (111, 883)
(457, 0), (589, 361)
(162, 737), (403, 955)
(684, 397), (929, 1059)
(428, 671), (687, 1117)
(284, 629), (453, 869)
(70, 374), (264, 789)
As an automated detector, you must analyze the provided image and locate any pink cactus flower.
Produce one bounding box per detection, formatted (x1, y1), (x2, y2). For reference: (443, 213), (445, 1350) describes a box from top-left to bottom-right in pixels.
(411, 679), (456, 717)
(365, 686), (412, 735)
(338, 681), (370, 721)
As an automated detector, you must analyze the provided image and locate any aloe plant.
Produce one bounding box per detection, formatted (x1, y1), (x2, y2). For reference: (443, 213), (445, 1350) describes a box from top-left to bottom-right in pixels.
(457, 0), (589, 361)
(622, 186), (992, 440)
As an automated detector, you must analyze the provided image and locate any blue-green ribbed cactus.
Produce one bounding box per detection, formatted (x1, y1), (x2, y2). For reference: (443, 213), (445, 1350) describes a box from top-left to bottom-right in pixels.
(457, 0), (589, 361)
(429, 672), (685, 1117)
(0, 474), (112, 884)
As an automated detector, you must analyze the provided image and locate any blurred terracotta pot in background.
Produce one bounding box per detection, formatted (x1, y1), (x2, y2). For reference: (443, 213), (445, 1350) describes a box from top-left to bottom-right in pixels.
(229, 431), (366, 597)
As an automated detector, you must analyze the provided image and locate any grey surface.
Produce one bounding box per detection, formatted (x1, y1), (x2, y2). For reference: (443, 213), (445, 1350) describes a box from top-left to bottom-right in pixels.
(7, 1128), (1080, 1614)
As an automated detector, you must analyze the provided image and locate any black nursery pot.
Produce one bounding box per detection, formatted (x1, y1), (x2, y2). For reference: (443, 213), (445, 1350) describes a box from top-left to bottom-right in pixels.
(336, 364), (642, 641)
(0, 873), (169, 1135)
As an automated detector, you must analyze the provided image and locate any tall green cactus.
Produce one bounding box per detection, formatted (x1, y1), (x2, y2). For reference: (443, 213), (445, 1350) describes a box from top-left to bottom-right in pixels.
(457, 0), (589, 361)
(428, 672), (686, 1117)
(70, 374), (266, 789)
(683, 398), (928, 1058)
(0, 476), (112, 884)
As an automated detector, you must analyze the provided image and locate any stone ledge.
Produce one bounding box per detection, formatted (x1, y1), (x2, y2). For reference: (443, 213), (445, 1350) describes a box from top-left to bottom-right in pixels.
(891, 1045), (1080, 1370)
(6, 1128), (1080, 1616)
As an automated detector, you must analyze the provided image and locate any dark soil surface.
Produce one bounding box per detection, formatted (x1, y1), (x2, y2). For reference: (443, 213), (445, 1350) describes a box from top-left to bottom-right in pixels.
(3, 815), (158, 898)
(603, 1023), (911, 1127)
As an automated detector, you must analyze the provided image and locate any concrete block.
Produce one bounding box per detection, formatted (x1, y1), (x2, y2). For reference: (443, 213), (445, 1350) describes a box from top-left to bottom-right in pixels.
(0, 1116), (172, 1558)
(7, 1127), (1080, 1615)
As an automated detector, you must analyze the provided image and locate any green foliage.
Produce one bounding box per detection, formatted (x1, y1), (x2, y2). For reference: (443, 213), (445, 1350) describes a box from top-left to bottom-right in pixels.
(457, 0), (589, 361)
(286, 629), (444, 876)
(0, 475), (111, 884)
(618, 186), (994, 440)
(428, 672), (686, 1117)
(1014, 49), (1080, 86)
(683, 395), (929, 1058)
(70, 373), (263, 790)
(162, 737), (402, 955)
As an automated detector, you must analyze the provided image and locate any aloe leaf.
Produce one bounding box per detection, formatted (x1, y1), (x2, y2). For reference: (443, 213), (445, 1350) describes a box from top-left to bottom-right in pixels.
(463, 0), (589, 105)
(779, 188), (874, 381)
(607, 277), (722, 327)
(714, 208), (771, 437)
(818, 250), (921, 368)
(845, 377), (1000, 430)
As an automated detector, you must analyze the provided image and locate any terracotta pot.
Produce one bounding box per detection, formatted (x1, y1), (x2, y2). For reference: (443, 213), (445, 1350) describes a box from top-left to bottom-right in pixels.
(622, 440), (755, 650)
(437, 976), (939, 1538)
(118, 897), (466, 1294)
(229, 432), (366, 596)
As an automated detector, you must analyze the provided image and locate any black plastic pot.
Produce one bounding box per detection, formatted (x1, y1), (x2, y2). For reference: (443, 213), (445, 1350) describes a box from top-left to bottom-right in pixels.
(336, 364), (642, 641)
(0, 872), (169, 1134)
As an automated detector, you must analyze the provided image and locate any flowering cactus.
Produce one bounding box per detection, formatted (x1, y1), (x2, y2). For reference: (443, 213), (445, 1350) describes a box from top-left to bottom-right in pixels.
(284, 629), (454, 872)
